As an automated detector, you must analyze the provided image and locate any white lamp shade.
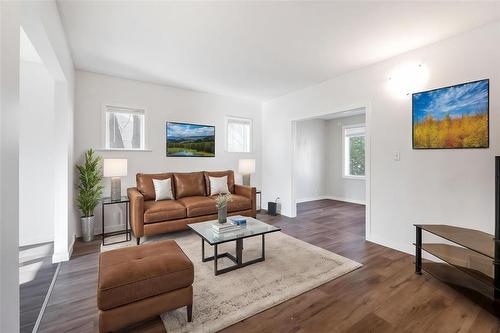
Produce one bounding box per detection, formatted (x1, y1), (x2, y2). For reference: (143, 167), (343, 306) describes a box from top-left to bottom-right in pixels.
(103, 159), (128, 177)
(238, 159), (255, 175)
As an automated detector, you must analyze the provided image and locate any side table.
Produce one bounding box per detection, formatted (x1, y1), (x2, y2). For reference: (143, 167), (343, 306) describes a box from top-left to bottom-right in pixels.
(102, 196), (131, 246)
(256, 189), (262, 212)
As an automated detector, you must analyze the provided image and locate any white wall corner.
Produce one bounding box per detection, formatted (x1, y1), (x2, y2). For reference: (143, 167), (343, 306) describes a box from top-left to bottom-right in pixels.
(52, 233), (75, 263)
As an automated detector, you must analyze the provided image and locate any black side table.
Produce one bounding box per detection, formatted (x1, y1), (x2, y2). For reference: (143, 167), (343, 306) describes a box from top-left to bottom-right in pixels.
(256, 189), (262, 212)
(102, 196), (131, 246)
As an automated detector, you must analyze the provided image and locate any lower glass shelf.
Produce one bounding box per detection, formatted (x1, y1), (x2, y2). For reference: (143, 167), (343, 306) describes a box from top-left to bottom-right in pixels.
(422, 261), (494, 300)
(421, 243), (493, 287)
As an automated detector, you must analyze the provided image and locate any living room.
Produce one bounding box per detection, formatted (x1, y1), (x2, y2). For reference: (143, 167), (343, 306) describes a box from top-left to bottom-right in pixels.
(2, 1), (500, 333)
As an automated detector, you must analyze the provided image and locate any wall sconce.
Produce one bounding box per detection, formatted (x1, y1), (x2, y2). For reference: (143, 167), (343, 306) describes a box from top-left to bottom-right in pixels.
(387, 62), (429, 99)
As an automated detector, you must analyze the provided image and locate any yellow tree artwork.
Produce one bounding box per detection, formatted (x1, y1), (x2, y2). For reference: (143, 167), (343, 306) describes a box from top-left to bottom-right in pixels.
(412, 80), (489, 149)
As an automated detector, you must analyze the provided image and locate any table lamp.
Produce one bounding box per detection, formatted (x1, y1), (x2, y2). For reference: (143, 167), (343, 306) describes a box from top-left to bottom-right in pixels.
(238, 159), (255, 186)
(103, 159), (127, 201)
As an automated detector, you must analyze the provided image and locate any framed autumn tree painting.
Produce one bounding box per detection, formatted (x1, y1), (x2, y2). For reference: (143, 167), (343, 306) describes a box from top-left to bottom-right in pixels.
(412, 79), (489, 149)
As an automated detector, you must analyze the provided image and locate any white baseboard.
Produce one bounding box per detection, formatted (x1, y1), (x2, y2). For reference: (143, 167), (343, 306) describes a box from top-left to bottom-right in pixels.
(322, 195), (366, 205)
(296, 195), (365, 205)
(52, 251), (69, 263)
(68, 233), (76, 258)
(366, 234), (414, 256)
(296, 196), (325, 203)
(52, 234), (76, 263)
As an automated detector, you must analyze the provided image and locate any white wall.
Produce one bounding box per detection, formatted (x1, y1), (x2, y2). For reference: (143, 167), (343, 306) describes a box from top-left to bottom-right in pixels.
(263, 21), (500, 254)
(1, 1), (73, 326)
(20, 0), (75, 262)
(294, 119), (326, 202)
(1, 1), (21, 331)
(19, 60), (55, 246)
(74, 70), (262, 236)
(325, 114), (366, 203)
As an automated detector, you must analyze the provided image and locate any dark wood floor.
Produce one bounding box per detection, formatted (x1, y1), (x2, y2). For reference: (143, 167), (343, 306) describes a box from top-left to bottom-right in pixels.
(37, 200), (500, 332)
(19, 242), (58, 333)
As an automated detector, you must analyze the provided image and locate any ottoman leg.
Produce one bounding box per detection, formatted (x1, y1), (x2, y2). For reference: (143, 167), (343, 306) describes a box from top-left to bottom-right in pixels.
(136, 237), (140, 245)
(187, 304), (192, 322)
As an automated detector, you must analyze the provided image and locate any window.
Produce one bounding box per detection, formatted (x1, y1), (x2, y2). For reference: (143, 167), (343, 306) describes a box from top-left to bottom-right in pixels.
(104, 105), (145, 150)
(343, 125), (365, 179)
(226, 117), (252, 153)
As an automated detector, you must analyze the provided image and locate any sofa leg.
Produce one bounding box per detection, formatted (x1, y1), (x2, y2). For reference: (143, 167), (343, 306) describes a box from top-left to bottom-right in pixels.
(136, 237), (140, 245)
(187, 304), (192, 322)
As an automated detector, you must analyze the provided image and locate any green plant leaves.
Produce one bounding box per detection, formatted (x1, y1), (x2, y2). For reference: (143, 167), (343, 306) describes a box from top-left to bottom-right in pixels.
(76, 149), (103, 217)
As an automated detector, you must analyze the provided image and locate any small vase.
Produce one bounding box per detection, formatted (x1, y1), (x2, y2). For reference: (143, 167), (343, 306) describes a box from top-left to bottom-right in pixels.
(218, 206), (228, 224)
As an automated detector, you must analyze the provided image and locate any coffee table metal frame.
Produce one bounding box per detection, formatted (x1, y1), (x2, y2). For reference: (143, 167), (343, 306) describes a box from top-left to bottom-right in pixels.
(190, 221), (280, 276)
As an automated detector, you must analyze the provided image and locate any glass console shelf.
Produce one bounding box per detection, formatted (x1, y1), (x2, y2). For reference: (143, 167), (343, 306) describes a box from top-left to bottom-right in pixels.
(415, 224), (494, 258)
(414, 224), (499, 302)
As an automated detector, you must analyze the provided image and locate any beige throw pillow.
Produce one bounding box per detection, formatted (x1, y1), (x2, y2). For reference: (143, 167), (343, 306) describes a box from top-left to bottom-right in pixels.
(209, 176), (229, 195)
(153, 178), (174, 201)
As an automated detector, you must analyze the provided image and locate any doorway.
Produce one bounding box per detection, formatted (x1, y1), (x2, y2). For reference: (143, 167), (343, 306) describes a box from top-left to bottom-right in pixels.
(291, 107), (370, 237)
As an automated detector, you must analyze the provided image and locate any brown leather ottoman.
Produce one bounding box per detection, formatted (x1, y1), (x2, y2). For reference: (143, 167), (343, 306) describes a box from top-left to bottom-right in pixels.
(97, 240), (194, 332)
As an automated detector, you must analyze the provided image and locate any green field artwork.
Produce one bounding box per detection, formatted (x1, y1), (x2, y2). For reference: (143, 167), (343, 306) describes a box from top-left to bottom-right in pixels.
(166, 122), (215, 157)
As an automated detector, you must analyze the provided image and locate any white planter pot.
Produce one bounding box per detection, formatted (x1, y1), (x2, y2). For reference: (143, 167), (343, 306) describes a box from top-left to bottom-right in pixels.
(81, 216), (96, 242)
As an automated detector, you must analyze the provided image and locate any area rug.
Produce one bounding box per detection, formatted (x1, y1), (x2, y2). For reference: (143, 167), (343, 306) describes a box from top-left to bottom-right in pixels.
(102, 231), (361, 333)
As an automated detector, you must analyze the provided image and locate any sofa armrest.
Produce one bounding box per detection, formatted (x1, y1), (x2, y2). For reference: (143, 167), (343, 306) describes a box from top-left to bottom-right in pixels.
(127, 187), (145, 238)
(234, 185), (256, 216)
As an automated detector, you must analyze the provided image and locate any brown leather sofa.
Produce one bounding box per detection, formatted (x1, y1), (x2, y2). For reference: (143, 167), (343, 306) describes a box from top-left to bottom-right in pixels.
(128, 170), (256, 244)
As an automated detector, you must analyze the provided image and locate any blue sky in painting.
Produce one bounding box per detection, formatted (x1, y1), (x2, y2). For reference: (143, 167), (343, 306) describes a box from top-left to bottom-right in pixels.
(166, 122), (214, 139)
(413, 80), (488, 123)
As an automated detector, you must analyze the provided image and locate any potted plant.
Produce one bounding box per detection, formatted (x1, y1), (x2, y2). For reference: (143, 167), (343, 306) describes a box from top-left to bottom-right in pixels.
(76, 149), (103, 242)
(215, 193), (232, 224)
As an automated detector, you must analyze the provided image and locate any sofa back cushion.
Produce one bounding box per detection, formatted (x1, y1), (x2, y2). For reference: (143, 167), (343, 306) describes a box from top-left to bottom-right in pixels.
(136, 173), (174, 200)
(204, 170), (235, 195)
(173, 172), (206, 199)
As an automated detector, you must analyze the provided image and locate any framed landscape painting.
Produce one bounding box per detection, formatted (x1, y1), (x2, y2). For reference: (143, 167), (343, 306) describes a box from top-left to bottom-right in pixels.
(412, 79), (489, 149)
(166, 122), (215, 157)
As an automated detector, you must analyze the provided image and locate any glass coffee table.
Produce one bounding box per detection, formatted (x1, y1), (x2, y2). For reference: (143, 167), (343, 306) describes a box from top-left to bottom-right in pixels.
(188, 216), (281, 275)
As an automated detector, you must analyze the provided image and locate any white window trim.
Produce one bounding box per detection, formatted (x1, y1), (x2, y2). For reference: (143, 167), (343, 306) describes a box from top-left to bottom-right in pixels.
(100, 103), (150, 151)
(225, 116), (253, 153)
(342, 123), (366, 180)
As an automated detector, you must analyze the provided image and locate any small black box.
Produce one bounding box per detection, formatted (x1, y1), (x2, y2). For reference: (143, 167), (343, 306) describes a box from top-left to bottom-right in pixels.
(267, 202), (278, 216)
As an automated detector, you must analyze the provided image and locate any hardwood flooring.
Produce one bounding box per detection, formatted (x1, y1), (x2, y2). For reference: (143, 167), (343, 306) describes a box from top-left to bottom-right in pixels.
(38, 200), (500, 332)
(19, 242), (58, 333)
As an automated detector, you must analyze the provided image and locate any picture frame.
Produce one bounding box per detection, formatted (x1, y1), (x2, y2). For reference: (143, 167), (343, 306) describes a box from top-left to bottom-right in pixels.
(412, 79), (489, 149)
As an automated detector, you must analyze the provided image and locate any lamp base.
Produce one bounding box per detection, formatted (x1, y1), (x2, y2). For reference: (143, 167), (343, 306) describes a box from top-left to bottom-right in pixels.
(111, 177), (121, 201)
(242, 174), (251, 186)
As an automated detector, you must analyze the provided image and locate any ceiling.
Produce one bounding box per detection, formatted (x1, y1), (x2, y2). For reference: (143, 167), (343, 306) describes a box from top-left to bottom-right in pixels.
(57, 1), (500, 101)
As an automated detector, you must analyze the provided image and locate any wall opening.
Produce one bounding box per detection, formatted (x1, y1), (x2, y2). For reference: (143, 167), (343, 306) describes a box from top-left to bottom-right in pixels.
(291, 107), (369, 234)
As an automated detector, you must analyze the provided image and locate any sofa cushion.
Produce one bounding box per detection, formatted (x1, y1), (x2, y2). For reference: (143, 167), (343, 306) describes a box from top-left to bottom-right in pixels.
(204, 170), (235, 195)
(97, 240), (194, 311)
(177, 196), (217, 217)
(227, 194), (252, 212)
(144, 200), (186, 223)
(136, 173), (174, 201)
(174, 172), (206, 199)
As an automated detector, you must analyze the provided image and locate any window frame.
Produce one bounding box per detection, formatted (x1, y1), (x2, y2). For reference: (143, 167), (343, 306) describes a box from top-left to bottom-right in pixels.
(225, 116), (253, 153)
(342, 124), (366, 180)
(101, 104), (148, 151)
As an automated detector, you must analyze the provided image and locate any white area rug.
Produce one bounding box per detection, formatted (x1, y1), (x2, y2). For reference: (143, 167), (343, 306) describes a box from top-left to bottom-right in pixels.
(102, 231), (361, 333)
